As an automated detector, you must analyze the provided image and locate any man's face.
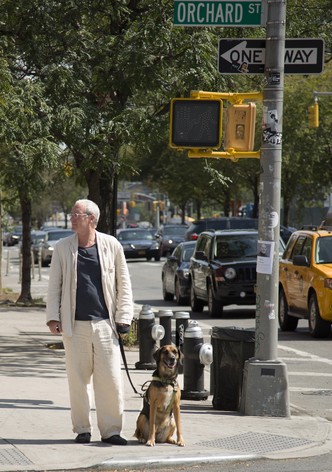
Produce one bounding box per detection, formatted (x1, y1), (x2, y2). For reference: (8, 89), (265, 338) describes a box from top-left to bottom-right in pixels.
(70, 203), (92, 232)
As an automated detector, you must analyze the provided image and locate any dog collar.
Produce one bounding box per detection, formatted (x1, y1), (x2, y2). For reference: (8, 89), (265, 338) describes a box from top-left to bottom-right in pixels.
(151, 376), (178, 391)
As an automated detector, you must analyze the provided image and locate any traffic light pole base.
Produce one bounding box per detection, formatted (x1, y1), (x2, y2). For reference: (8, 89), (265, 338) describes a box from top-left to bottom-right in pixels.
(240, 359), (290, 417)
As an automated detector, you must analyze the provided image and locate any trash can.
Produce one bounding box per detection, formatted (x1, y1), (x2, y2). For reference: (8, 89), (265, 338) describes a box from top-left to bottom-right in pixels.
(210, 326), (255, 411)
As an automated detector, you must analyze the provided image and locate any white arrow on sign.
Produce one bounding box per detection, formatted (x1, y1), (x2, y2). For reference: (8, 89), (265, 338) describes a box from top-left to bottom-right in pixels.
(221, 40), (318, 66)
(221, 40), (265, 66)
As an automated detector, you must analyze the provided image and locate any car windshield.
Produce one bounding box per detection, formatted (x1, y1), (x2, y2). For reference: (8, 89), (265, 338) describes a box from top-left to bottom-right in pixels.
(316, 236), (332, 264)
(118, 230), (153, 241)
(182, 245), (195, 262)
(164, 226), (187, 237)
(214, 234), (258, 260)
(47, 231), (73, 241)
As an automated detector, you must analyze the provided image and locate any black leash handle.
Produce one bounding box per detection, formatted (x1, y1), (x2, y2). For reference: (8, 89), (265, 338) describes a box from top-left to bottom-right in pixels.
(118, 335), (143, 397)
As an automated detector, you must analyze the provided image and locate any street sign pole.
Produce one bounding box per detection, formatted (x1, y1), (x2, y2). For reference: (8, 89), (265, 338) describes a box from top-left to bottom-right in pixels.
(241, 0), (290, 417)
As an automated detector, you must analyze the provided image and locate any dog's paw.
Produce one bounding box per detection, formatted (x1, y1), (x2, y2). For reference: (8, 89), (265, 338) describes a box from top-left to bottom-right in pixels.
(177, 436), (185, 447)
(137, 438), (146, 444)
(146, 439), (155, 447)
(166, 437), (176, 445)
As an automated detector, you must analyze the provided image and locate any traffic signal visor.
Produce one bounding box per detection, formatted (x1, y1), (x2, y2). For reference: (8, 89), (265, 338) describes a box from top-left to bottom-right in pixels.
(224, 102), (256, 152)
(169, 98), (223, 149)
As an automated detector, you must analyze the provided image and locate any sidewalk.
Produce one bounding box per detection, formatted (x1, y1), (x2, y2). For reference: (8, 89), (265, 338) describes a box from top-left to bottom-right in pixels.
(0, 306), (332, 472)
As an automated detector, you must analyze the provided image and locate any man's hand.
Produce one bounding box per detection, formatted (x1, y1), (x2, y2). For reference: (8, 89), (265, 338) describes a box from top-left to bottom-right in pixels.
(48, 320), (62, 335)
(116, 323), (130, 334)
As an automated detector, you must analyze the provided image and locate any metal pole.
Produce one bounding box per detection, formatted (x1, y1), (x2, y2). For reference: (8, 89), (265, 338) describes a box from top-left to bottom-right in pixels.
(241, 0), (290, 417)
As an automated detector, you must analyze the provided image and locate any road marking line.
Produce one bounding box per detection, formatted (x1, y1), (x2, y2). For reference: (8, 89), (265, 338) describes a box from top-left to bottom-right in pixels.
(278, 344), (332, 365)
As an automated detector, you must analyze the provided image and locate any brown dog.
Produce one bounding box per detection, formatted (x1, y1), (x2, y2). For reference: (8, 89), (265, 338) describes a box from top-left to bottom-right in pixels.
(134, 345), (184, 447)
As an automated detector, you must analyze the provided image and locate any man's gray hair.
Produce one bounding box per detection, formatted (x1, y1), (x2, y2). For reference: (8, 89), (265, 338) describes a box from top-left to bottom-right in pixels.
(76, 199), (100, 227)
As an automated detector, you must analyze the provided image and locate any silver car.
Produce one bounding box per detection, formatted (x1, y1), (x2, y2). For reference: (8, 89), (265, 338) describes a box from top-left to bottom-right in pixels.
(41, 229), (74, 266)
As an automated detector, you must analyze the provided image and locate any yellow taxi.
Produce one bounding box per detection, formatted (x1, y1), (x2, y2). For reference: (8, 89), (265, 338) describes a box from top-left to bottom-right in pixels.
(279, 225), (332, 338)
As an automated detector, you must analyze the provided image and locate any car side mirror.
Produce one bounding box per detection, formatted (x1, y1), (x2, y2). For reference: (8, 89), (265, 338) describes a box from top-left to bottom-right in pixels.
(293, 255), (309, 267)
(195, 251), (208, 261)
(168, 255), (178, 262)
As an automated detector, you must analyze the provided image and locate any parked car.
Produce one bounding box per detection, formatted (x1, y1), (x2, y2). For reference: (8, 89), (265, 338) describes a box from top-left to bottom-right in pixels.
(156, 224), (189, 257)
(279, 226), (332, 338)
(31, 230), (47, 263)
(117, 228), (160, 261)
(189, 229), (285, 318)
(41, 229), (74, 266)
(4, 225), (23, 246)
(162, 241), (196, 305)
(185, 217), (258, 241)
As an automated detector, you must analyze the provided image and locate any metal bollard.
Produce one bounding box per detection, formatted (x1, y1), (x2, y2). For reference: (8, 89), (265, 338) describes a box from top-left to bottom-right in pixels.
(181, 320), (213, 400)
(157, 310), (173, 346)
(173, 311), (190, 374)
(135, 305), (165, 370)
(174, 311), (190, 352)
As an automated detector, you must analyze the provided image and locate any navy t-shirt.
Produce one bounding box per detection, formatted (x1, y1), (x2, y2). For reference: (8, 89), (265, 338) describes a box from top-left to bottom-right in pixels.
(75, 244), (109, 321)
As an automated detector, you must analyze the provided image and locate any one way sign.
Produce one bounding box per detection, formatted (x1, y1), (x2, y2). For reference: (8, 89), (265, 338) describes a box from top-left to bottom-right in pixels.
(218, 38), (324, 74)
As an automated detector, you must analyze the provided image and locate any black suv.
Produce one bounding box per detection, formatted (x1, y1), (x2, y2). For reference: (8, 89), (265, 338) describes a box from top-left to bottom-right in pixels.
(185, 217), (258, 241)
(189, 229), (258, 317)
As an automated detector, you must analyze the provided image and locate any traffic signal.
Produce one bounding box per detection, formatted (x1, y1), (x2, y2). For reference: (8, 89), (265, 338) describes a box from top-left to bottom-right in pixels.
(169, 98), (223, 149)
(308, 103), (319, 128)
(224, 102), (256, 151)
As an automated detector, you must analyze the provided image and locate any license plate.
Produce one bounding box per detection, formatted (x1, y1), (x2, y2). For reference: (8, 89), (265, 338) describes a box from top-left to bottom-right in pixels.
(138, 250), (145, 255)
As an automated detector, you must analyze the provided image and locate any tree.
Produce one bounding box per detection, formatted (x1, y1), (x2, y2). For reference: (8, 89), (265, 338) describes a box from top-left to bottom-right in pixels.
(0, 79), (60, 302)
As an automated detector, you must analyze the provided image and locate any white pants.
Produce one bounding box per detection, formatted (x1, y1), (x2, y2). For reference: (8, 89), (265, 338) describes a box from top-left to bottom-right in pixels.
(62, 319), (124, 439)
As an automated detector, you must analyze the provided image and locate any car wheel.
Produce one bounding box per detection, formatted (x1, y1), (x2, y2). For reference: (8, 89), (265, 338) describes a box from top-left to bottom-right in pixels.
(146, 256), (152, 261)
(162, 276), (174, 302)
(308, 293), (331, 338)
(175, 278), (187, 306)
(278, 288), (298, 331)
(207, 283), (223, 318)
(190, 280), (204, 312)
(154, 255), (160, 262)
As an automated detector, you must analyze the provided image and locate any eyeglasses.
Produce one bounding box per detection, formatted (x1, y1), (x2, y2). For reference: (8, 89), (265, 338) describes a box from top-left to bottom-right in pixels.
(70, 213), (89, 219)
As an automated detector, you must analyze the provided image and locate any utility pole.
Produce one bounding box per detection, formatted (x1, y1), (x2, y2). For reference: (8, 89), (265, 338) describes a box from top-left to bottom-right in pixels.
(241, 0), (290, 417)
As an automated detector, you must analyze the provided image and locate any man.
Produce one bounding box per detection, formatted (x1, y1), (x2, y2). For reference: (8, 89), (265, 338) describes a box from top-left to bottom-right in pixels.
(46, 199), (133, 445)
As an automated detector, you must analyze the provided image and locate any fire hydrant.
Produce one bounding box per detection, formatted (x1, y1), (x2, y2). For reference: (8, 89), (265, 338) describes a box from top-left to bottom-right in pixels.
(181, 320), (213, 400)
(135, 305), (165, 370)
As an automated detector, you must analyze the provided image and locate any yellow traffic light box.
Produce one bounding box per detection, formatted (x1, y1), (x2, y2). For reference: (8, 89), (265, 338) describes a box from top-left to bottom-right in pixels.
(308, 102), (319, 128)
(169, 98), (223, 149)
(224, 102), (256, 151)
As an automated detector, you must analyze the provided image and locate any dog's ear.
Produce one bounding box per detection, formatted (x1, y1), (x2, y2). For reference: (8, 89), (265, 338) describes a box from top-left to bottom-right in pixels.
(153, 347), (162, 363)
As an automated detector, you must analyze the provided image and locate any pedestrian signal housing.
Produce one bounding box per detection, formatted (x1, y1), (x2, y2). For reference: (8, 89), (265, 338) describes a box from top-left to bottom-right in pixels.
(224, 102), (256, 152)
(169, 98), (223, 149)
(308, 103), (319, 128)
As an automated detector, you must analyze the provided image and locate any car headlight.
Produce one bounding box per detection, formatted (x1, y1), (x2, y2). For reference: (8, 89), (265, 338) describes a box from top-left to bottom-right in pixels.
(122, 243), (132, 250)
(224, 267), (236, 280)
(179, 269), (189, 279)
(151, 241), (159, 249)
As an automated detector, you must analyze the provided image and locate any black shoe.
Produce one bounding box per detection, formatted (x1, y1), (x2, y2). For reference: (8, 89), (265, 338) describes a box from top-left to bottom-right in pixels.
(101, 435), (127, 445)
(75, 432), (91, 443)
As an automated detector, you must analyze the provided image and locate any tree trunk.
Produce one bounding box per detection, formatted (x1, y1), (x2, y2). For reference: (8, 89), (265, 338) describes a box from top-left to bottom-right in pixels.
(17, 192), (32, 304)
(85, 167), (116, 235)
(195, 200), (202, 220)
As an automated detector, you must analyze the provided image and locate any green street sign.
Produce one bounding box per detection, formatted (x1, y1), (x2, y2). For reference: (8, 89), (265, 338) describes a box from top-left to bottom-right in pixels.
(173, 0), (265, 27)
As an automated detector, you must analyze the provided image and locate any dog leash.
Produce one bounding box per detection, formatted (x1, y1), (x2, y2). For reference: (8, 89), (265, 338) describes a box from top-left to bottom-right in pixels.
(118, 335), (143, 397)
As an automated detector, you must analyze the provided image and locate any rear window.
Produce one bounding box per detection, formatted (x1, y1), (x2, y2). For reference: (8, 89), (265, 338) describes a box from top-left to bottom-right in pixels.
(214, 234), (257, 260)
